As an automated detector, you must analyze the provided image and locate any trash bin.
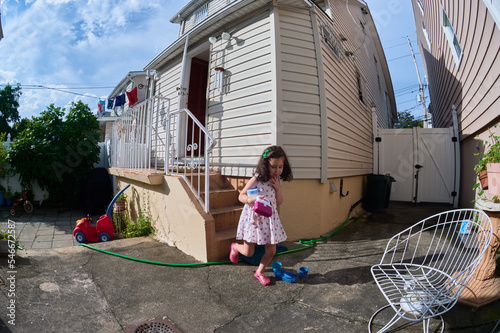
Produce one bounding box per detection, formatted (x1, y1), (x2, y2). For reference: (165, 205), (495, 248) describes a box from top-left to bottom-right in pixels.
(363, 174), (395, 212)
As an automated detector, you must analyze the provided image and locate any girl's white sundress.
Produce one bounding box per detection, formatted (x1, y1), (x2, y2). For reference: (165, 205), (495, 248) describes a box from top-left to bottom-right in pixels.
(236, 179), (287, 245)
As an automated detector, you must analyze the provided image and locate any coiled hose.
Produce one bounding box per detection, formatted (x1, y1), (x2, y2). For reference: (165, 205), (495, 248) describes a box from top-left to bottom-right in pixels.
(78, 199), (363, 267)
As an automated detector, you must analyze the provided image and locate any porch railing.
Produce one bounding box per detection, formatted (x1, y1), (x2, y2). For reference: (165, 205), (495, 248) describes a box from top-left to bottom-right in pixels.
(111, 97), (216, 212)
(111, 96), (170, 173)
(165, 108), (216, 212)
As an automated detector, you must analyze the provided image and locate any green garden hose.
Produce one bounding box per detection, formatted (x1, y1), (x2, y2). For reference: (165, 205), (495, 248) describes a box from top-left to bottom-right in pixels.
(79, 199), (362, 266)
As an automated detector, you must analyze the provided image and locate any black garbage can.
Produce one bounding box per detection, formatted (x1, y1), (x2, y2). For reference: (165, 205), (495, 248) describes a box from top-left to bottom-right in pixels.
(363, 174), (394, 212)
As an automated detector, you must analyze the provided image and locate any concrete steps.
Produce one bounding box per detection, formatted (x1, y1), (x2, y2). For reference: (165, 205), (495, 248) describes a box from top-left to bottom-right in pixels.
(183, 171), (243, 261)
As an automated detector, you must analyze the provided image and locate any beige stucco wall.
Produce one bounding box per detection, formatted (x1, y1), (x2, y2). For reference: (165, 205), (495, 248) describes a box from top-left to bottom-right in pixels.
(114, 174), (214, 262)
(279, 177), (364, 241)
(230, 176), (365, 242)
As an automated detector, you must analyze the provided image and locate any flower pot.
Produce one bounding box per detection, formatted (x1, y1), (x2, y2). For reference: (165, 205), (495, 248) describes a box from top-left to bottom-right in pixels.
(114, 200), (126, 213)
(487, 163), (500, 200)
(479, 170), (489, 190)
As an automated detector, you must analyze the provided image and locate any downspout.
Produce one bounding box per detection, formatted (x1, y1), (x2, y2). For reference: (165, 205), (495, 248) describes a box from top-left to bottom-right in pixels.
(176, 33), (190, 158)
(452, 105), (460, 208)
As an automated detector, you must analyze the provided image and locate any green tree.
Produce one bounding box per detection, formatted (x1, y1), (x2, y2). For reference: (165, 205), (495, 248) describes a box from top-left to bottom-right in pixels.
(0, 84), (22, 136)
(0, 84), (21, 123)
(8, 101), (100, 204)
(394, 111), (423, 128)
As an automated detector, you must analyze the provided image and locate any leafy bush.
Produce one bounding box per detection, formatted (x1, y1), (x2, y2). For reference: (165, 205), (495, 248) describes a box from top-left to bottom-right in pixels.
(124, 212), (154, 238)
(8, 101), (100, 204)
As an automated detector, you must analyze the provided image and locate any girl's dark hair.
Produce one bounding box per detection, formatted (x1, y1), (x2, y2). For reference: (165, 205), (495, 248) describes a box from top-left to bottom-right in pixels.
(255, 145), (293, 182)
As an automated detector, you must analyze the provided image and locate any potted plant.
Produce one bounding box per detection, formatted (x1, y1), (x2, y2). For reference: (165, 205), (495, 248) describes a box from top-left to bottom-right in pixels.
(474, 126), (500, 202)
(114, 191), (128, 213)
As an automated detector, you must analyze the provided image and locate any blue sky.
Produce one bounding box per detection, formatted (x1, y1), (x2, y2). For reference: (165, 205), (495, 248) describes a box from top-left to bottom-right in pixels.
(0, 0), (428, 122)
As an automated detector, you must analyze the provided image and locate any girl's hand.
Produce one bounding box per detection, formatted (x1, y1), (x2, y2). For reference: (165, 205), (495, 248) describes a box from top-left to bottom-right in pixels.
(271, 174), (281, 192)
(247, 195), (265, 205)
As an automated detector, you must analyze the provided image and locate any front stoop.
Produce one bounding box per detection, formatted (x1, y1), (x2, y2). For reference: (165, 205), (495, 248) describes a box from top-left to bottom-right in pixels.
(190, 172), (243, 262)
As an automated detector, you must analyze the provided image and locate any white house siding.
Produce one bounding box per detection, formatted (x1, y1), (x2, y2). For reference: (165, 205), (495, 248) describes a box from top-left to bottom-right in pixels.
(414, 0), (500, 138)
(152, 61), (184, 163)
(320, 1), (390, 178)
(277, 6), (322, 179)
(207, 11), (274, 176)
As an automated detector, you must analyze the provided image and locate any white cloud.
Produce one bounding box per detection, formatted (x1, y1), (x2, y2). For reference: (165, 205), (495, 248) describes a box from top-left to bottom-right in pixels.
(0, 0), (184, 119)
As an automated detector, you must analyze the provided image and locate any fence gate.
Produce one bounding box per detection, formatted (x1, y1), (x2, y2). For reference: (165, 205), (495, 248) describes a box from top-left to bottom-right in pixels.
(374, 126), (459, 206)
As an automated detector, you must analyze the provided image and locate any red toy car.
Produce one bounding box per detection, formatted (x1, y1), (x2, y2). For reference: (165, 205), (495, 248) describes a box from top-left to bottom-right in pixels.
(73, 184), (129, 243)
(73, 214), (115, 243)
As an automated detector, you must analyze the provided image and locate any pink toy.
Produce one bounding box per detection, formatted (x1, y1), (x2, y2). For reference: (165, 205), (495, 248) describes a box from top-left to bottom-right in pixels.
(254, 197), (272, 217)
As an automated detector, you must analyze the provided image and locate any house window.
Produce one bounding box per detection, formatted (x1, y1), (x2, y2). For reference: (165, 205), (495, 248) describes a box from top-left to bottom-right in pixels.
(416, 0), (424, 15)
(421, 20), (431, 51)
(441, 7), (462, 67)
(319, 21), (343, 59)
(194, 3), (208, 25)
(356, 71), (365, 104)
(482, 0), (500, 30)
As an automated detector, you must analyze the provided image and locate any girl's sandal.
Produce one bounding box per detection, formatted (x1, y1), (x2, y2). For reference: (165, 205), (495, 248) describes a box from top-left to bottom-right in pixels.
(254, 273), (271, 286)
(229, 243), (239, 264)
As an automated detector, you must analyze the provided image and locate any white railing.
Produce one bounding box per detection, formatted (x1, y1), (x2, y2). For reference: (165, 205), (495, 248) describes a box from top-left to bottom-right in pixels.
(111, 96), (170, 173)
(165, 108), (216, 212)
(111, 97), (216, 212)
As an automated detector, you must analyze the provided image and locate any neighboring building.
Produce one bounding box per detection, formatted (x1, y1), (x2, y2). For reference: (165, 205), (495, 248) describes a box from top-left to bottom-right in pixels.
(98, 71), (150, 142)
(109, 0), (396, 262)
(411, 0), (500, 206)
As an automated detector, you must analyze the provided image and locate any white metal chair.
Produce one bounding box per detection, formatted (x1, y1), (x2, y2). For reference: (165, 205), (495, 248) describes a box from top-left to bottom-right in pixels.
(369, 209), (493, 333)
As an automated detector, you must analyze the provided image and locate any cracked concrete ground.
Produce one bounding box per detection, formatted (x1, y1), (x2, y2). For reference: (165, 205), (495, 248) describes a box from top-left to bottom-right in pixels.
(1, 202), (499, 332)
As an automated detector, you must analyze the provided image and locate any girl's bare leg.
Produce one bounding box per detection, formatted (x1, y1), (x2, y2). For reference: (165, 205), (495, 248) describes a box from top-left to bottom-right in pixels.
(234, 241), (255, 257)
(255, 244), (276, 275)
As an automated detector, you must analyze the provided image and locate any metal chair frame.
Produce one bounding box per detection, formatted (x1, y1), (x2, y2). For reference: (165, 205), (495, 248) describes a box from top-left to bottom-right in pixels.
(369, 209), (493, 333)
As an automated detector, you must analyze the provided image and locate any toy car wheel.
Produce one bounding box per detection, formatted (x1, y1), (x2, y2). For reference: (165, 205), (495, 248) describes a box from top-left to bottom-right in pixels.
(75, 232), (86, 243)
(99, 232), (110, 242)
(10, 208), (16, 216)
(24, 201), (34, 214)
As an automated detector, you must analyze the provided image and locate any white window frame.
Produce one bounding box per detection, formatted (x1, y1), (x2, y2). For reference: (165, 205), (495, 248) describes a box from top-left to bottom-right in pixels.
(482, 0), (500, 31)
(441, 7), (462, 68)
(421, 20), (431, 51)
(416, 0), (424, 16)
(194, 3), (209, 25)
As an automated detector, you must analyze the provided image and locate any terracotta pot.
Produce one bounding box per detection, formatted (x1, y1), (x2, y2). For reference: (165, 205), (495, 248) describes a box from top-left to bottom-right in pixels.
(479, 170), (489, 190)
(487, 163), (500, 200)
(114, 200), (126, 213)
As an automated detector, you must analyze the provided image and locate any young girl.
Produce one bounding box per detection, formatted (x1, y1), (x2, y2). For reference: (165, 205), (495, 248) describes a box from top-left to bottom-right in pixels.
(229, 146), (293, 285)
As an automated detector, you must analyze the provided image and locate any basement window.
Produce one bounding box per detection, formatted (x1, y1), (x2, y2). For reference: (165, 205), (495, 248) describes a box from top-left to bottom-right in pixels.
(441, 7), (462, 68)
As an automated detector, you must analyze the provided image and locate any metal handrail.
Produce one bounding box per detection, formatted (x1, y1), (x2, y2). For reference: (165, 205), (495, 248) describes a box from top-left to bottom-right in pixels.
(165, 108), (216, 212)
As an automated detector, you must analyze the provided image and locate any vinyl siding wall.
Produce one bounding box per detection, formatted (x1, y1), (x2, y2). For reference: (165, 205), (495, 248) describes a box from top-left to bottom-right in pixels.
(207, 12), (274, 176)
(414, 0), (500, 138)
(320, 1), (391, 177)
(277, 6), (322, 179)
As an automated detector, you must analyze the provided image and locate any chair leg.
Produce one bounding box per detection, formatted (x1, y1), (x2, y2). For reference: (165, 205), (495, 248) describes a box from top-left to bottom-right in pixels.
(368, 304), (403, 333)
(422, 315), (444, 333)
(369, 305), (445, 333)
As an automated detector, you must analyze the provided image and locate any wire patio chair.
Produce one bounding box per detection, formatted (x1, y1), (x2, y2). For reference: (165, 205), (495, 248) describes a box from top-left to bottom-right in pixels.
(369, 209), (493, 333)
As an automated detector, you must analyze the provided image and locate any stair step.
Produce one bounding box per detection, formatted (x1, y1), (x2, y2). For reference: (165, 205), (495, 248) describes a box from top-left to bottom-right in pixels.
(202, 188), (240, 208)
(215, 227), (237, 260)
(211, 204), (244, 231)
(187, 172), (232, 191)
